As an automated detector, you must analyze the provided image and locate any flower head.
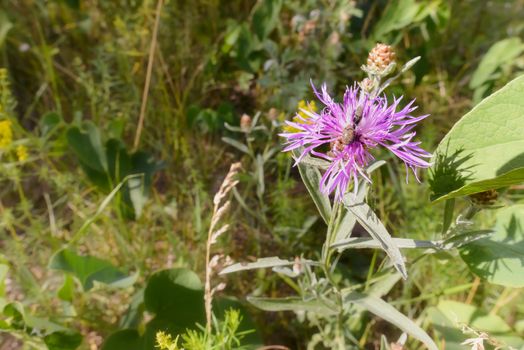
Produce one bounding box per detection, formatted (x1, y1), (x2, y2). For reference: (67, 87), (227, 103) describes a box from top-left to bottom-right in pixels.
(367, 43), (396, 73)
(0, 119), (13, 148)
(283, 100), (318, 133)
(16, 144), (28, 161)
(281, 83), (431, 201)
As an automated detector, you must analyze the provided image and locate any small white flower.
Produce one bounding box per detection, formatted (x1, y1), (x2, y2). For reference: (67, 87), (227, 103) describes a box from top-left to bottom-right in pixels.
(461, 333), (488, 350)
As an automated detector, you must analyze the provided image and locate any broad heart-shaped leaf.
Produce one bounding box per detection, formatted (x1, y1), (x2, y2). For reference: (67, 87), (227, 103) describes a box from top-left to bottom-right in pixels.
(432, 75), (524, 201)
(469, 37), (524, 90)
(343, 194), (407, 279)
(344, 292), (438, 350)
(106, 268), (261, 350)
(428, 300), (524, 350)
(66, 122), (108, 174)
(49, 249), (137, 291)
(293, 150), (332, 224)
(459, 204), (524, 287)
(67, 122), (161, 219)
(144, 268), (205, 327)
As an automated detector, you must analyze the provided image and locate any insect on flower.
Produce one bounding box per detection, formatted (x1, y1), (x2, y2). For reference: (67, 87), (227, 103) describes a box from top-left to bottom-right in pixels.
(280, 82), (432, 201)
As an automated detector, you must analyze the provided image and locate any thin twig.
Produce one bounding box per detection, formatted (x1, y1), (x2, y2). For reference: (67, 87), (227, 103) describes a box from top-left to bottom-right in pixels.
(133, 0), (164, 150)
(465, 276), (480, 304)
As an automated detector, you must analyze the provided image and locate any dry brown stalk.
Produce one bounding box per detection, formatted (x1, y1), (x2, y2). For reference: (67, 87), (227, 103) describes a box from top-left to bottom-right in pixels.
(133, 0), (164, 150)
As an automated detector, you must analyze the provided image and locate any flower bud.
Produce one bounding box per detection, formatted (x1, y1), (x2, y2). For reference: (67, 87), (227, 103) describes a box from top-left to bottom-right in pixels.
(268, 108), (279, 121)
(367, 43), (396, 73)
(359, 78), (375, 93)
(240, 113), (252, 132)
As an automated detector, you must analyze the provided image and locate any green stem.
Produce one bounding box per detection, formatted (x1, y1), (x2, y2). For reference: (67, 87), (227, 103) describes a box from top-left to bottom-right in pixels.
(442, 198), (455, 235)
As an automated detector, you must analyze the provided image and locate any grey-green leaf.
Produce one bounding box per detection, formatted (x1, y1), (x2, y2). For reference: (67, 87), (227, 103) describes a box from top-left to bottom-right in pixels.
(343, 194), (407, 279)
(247, 296), (336, 316)
(219, 257), (318, 275)
(344, 292), (438, 350)
(332, 237), (443, 251)
(293, 150), (332, 224)
(333, 160), (386, 243)
(222, 137), (250, 154)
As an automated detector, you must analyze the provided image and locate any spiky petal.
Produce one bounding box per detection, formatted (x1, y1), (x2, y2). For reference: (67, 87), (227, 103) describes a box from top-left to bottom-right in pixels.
(281, 83), (432, 201)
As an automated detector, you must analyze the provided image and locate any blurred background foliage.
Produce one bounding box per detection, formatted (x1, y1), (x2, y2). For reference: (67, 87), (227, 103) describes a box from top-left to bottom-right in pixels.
(0, 0), (523, 349)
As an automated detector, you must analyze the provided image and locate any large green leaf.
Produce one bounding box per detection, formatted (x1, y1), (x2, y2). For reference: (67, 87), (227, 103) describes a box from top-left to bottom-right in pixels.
(344, 292), (438, 350)
(67, 122), (160, 219)
(66, 122), (108, 174)
(101, 329), (142, 350)
(49, 249), (137, 291)
(428, 300), (524, 349)
(469, 37), (524, 90)
(460, 204), (524, 287)
(105, 268), (260, 349)
(432, 75), (524, 201)
(144, 268), (205, 327)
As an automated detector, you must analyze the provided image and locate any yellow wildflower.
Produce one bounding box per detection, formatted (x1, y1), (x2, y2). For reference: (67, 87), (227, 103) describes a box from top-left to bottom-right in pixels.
(16, 144), (28, 161)
(283, 100), (318, 133)
(155, 331), (180, 350)
(0, 119), (13, 148)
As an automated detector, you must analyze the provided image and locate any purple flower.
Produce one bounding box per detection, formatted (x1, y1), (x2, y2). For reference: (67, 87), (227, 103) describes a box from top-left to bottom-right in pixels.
(281, 83), (432, 201)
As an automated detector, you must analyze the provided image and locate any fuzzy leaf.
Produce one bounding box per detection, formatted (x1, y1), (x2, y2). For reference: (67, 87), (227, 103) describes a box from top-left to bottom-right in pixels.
(247, 296), (336, 316)
(293, 150), (332, 224)
(344, 292), (438, 350)
(343, 194), (407, 279)
(219, 257), (318, 275)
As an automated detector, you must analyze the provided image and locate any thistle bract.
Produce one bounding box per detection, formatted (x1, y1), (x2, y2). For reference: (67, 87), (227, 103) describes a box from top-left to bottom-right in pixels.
(281, 83), (432, 201)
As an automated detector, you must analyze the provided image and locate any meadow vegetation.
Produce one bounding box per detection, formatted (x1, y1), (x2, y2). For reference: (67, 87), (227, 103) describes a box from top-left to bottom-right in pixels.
(0, 1), (524, 349)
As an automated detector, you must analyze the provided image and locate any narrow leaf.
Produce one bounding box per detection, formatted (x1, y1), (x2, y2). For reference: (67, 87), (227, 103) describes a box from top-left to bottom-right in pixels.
(222, 137), (250, 154)
(247, 296), (336, 315)
(293, 150), (331, 224)
(344, 292), (438, 350)
(343, 194), (407, 279)
(219, 257), (318, 275)
(332, 237), (444, 251)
